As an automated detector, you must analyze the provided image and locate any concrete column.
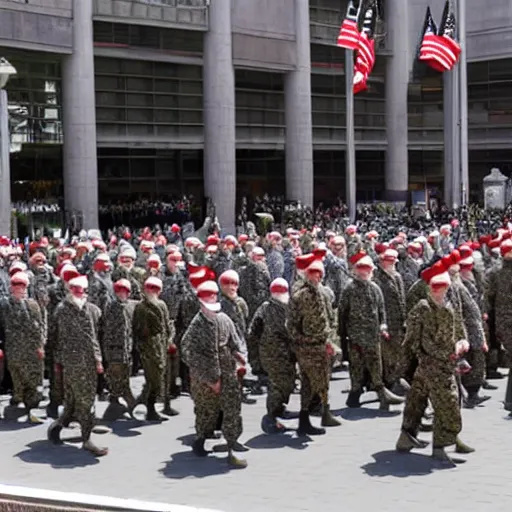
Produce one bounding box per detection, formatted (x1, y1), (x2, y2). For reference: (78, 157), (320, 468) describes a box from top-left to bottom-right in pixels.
(62, 0), (98, 229)
(284, 0), (313, 206)
(203, 0), (236, 233)
(444, 65), (460, 208)
(385, 0), (409, 202)
(0, 90), (11, 236)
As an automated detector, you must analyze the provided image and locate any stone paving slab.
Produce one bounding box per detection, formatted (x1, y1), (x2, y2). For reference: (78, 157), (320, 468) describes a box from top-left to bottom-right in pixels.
(0, 370), (511, 512)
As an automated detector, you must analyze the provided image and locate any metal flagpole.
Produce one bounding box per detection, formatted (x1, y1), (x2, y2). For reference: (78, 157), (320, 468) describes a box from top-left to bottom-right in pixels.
(345, 49), (356, 221)
(458, 0), (469, 205)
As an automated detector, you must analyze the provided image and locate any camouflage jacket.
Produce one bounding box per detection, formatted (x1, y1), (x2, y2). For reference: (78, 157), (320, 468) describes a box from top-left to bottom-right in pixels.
(485, 259), (512, 349)
(323, 252), (350, 308)
(267, 248), (285, 281)
(238, 260), (271, 320)
(27, 265), (56, 306)
(174, 283), (200, 346)
(112, 265), (145, 300)
(338, 276), (386, 349)
(461, 275), (483, 311)
(181, 311), (241, 384)
(405, 295), (464, 377)
(0, 297), (44, 361)
(220, 293), (249, 354)
(133, 297), (174, 361)
(88, 272), (115, 312)
(53, 298), (102, 369)
(102, 297), (138, 364)
(451, 277), (485, 349)
(161, 269), (188, 321)
(406, 278), (429, 316)
(248, 298), (293, 360)
(287, 279), (329, 346)
(396, 255), (420, 293)
(373, 266), (406, 339)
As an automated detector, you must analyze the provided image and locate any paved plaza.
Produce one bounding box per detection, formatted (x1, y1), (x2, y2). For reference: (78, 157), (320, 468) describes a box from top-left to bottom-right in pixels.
(0, 370), (511, 512)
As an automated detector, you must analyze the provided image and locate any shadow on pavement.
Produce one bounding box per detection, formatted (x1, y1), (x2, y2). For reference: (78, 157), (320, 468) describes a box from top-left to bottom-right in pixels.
(0, 420), (44, 432)
(335, 408), (401, 421)
(14, 440), (100, 469)
(105, 419), (152, 438)
(177, 433), (196, 446)
(160, 450), (231, 479)
(361, 450), (453, 477)
(245, 432), (311, 450)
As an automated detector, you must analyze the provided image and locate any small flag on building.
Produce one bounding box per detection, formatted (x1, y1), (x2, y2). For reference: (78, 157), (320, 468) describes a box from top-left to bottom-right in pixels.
(353, 1), (377, 94)
(337, 0), (363, 50)
(419, 1), (461, 72)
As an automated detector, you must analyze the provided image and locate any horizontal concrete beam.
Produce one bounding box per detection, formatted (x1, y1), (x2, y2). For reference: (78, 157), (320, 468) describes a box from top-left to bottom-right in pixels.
(0, 484), (223, 512)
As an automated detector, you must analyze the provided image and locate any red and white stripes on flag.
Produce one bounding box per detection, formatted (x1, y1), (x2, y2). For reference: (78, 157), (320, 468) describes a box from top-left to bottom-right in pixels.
(419, 33), (461, 72)
(336, 0), (362, 50)
(353, 32), (375, 93)
(419, 1), (461, 72)
(337, 18), (361, 50)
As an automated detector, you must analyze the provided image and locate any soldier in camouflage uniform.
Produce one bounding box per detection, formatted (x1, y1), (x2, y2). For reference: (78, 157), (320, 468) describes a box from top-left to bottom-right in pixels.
(89, 253), (115, 400)
(396, 261), (470, 466)
(161, 251), (187, 399)
(373, 248), (406, 392)
(345, 225), (362, 261)
(238, 247), (271, 392)
(265, 232), (285, 281)
(145, 253), (164, 281)
(396, 242), (422, 293)
(0, 272), (45, 423)
(112, 246), (146, 375)
(45, 263), (81, 418)
(339, 252), (404, 410)
(27, 251), (56, 340)
(249, 278), (296, 434)
(448, 251), (489, 407)
(101, 279), (138, 420)
(487, 240), (512, 412)
(287, 256), (340, 435)
(181, 280), (248, 468)
(132, 276), (177, 421)
(47, 275), (107, 457)
(282, 231), (301, 287)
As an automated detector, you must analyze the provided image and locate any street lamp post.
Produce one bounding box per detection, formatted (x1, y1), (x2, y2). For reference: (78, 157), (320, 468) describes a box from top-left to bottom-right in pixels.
(0, 58), (16, 237)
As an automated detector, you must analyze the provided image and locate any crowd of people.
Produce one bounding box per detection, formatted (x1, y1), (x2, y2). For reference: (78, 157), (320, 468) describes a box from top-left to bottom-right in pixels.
(0, 199), (511, 469)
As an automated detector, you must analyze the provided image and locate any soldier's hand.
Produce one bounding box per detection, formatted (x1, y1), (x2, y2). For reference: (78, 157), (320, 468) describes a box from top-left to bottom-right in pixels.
(455, 339), (470, 355)
(96, 362), (104, 374)
(36, 348), (45, 360)
(0, 349), (3, 360)
(326, 343), (335, 357)
(381, 331), (390, 341)
(209, 379), (221, 395)
(482, 313), (488, 322)
(482, 341), (489, 353)
(167, 344), (178, 355)
(54, 363), (62, 373)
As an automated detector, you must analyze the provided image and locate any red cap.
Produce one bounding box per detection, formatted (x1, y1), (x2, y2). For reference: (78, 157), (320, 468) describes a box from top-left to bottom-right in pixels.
(458, 244), (473, 259)
(171, 224), (181, 233)
(421, 260), (450, 285)
(295, 254), (316, 271)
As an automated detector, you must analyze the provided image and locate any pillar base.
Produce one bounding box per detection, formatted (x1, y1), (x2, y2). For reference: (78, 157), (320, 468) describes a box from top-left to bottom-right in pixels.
(384, 189), (409, 203)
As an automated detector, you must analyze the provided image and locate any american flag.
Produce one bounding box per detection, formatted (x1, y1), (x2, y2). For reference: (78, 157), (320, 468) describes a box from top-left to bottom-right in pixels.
(337, 0), (363, 50)
(353, 2), (376, 94)
(419, 1), (461, 72)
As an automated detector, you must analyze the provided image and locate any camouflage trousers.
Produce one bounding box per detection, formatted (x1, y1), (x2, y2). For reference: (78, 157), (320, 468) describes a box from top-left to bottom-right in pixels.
(461, 347), (486, 393)
(164, 353), (179, 399)
(46, 349), (64, 406)
(60, 366), (97, 441)
(9, 359), (43, 409)
(402, 368), (461, 448)
(381, 335), (404, 388)
(260, 344), (296, 416)
(139, 352), (165, 404)
(295, 344), (330, 410)
(348, 343), (384, 393)
(190, 376), (242, 447)
(247, 330), (263, 375)
(107, 362), (135, 407)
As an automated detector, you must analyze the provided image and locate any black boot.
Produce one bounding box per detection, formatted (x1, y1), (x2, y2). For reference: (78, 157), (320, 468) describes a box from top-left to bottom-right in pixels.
(261, 414), (286, 434)
(297, 410), (325, 436)
(192, 437), (209, 457)
(47, 420), (63, 445)
(146, 402), (167, 422)
(346, 391), (361, 408)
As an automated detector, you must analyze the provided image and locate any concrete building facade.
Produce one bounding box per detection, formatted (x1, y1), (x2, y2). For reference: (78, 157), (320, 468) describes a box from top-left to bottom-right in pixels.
(1, 0), (512, 229)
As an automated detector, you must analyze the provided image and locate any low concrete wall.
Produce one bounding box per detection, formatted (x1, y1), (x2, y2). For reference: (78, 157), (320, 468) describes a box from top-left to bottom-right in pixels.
(0, 484), (223, 512)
